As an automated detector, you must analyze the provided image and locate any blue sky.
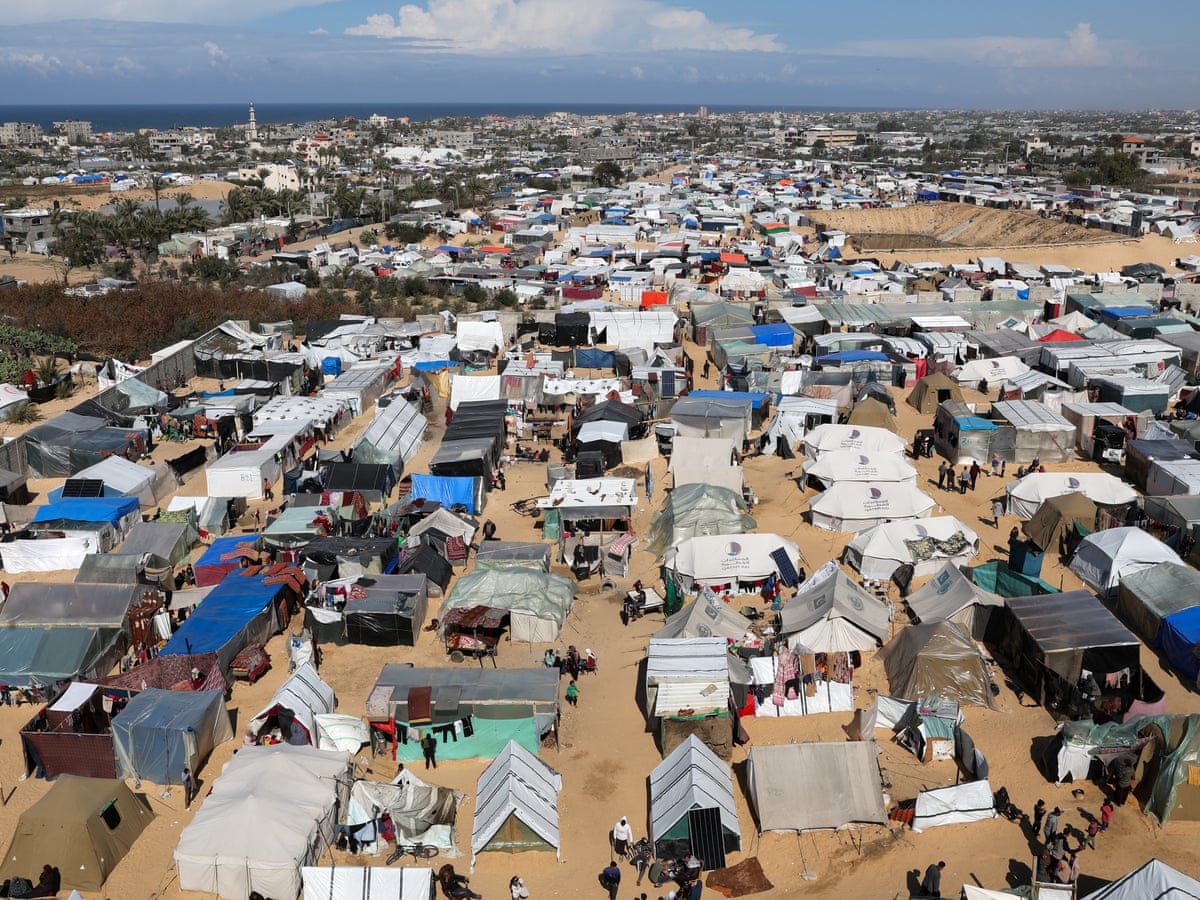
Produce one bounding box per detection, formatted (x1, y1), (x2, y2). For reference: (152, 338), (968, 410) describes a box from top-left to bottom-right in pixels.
(1, 0), (1197, 108)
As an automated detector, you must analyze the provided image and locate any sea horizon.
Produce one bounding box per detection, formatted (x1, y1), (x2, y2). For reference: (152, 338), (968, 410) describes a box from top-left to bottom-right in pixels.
(0, 102), (890, 134)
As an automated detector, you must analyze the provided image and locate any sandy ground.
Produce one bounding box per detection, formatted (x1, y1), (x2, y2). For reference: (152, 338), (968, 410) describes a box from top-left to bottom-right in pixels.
(0, 348), (1198, 900)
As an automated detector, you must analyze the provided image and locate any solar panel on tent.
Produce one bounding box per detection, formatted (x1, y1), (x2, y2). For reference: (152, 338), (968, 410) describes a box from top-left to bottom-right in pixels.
(770, 547), (799, 587)
(60, 478), (105, 498)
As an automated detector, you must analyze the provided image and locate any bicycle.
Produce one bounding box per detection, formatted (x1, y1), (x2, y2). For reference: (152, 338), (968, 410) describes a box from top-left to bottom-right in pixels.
(510, 497), (540, 517)
(385, 841), (439, 865)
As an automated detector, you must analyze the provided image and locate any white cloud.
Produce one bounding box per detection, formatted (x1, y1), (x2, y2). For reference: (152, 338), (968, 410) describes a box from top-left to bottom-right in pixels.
(833, 22), (1126, 69)
(204, 41), (229, 65)
(630, 65), (645, 80)
(1, 0), (337, 25)
(346, 0), (784, 53)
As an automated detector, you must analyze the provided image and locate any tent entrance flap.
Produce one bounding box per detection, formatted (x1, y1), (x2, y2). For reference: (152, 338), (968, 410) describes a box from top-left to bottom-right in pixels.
(489, 813), (555, 853)
(689, 806), (727, 870)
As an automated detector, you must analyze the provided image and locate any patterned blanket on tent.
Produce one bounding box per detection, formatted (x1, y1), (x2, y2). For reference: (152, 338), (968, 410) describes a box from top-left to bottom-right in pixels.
(904, 531), (971, 563)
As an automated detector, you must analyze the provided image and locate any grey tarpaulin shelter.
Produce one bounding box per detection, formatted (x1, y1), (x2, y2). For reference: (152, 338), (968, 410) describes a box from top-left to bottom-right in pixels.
(1079, 858), (1200, 900)
(654, 596), (754, 642)
(343, 573), (429, 646)
(111, 688), (233, 784)
(649, 733), (740, 868)
(746, 742), (886, 832)
(440, 568), (575, 643)
(347, 768), (462, 850)
(989, 400), (1077, 464)
(1069, 527), (1183, 599)
(473, 541), (551, 572)
(471, 740), (561, 870)
(644, 483), (755, 555)
(877, 621), (996, 708)
(905, 561), (1004, 640)
(1115, 562), (1200, 645)
(778, 561), (890, 653)
(670, 396), (753, 442)
(352, 398), (427, 474)
(985, 590), (1140, 710)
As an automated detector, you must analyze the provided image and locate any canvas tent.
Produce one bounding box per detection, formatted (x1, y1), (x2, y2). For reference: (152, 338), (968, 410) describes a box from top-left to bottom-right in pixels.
(907, 373), (963, 414)
(1005, 472), (1138, 519)
(654, 595), (755, 642)
(247, 663), (337, 744)
(346, 768), (462, 851)
(352, 398), (427, 473)
(778, 561), (890, 652)
(664, 533), (800, 592)
(802, 450), (917, 489)
(0, 775), (154, 892)
(111, 688), (233, 785)
(1069, 527), (1183, 598)
(644, 483), (755, 555)
(809, 481), (935, 532)
(746, 742), (886, 832)
(844, 516), (979, 580)
(648, 734), (740, 867)
(1079, 858), (1200, 900)
(1022, 492), (1098, 555)
(175, 745), (352, 900)
(846, 396), (897, 432)
(301, 867), (433, 900)
(802, 423), (906, 460)
(440, 567), (575, 642)
(669, 436), (743, 495)
(911, 779), (996, 832)
(956, 356), (1030, 385)
(877, 621), (996, 708)
(471, 740), (561, 870)
(905, 562), (1004, 640)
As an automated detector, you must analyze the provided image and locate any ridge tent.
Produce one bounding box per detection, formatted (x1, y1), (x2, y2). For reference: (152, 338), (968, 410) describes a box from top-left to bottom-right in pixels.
(346, 768), (462, 850)
(111, 688), (233, 784)
(1005, 472), (1138, 519)
(644, 483), (755, 556)
(654, 595), (754, 642)
(302, 867), (433, 900)
(846, 396), (897, 432)
(248, 663), (337, 744)
(1021, 491), (1098, 555)
(352, 397), (427, 474)
(802, 450), (917, 490)
(663, 533), (800, 592)
(809, 481), (936, 533)
(1080, 858), (1200, 900)
(802, 423), (906, 460)
(440, 567), (575, 642)
(0, 776), (154, 892)
(396, 542), (453, 595)
(1069, 527), (1183, 599)
(778, 561), (889, 653)
(907, 372), (963, 414)
(175, 745), (352, 900)
(760, 396), (838, 456)
(985, 590), (1140, 711)
(746, 742), (886, 832)
(905, 562), (1003, 640)
(844, 516), (978, 580)
(854, 381), (896, 412)
(911, 779), (996, 832)
(471, 740), (561, 870)
(47, 455), (166, 507)
(648, 733), (740, 868)
(877, 621), (996, 708)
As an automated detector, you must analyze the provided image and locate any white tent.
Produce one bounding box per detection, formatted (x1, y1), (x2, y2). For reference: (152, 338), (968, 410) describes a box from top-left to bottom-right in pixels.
(911, 779), (997, 832)
(802, 423), (906, 460)
(904, 562), (1004, 640)
(456, 320), (505, 353)
(809, 481), (935, 533)
(664, 533), (800, 591)
(577, 420), (629, 444)
(471, 740), (561, 870)
(0, 383), (29, 417)
(302, 867), (432, 900)
(347, 768), (462, 850)
(313, 714), (370, 752)
(247, 663), (337, 744)
(844, 517), (979, 580)
(0, 534), (97, 573)
(353, 397), (427, 470)
(654, 595), (754, 642)
(59, 455), (160, 506)
(760, 396), (838, 455)
(746, 742), (886, 833)
(648, 734), (740, 858)
(669, 436), (743, 495)
(1080, 858), (1200, 900)
(449, 374), (501, 410)
(1005, 472), (1139, 519)
(175, 745), (351, 900)
(1069, 527), (1184, 598)
(954, 356), (1030, 385)
(778, 561), (890, 652)
(802, 450), (917, 488)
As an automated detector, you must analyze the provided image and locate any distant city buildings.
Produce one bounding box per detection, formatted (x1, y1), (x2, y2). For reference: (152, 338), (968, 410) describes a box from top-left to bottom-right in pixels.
(0, 122), (43, 146)
(52, 119), (92, 144)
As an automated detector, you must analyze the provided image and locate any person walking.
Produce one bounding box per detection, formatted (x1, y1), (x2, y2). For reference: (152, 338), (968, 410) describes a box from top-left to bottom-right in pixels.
(263, 478), (274, 501)
(990, 453), (1001, 477)
(600, 860), (621, 900)
(958, 466), (970, 494)
(991, 498), (1005, 529)
(1100, 798), (1114, 831)
(1043, 807), (1060, 845)
(612, 817), (633, 859)
(937, 460), (949, 490)
(969, 461), (981, 490)
(565, 680), (579, 707)
(1031, 799), (1046, 836)
(182, 766), (195, 809)
(921, 860), (945, 898)
(421, 730), (438, 769)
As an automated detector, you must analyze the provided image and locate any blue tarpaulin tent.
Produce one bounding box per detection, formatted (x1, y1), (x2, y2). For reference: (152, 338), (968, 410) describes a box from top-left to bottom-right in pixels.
(574, 348), (616, 370)
(816, 350), (890, 364)
(1159, 607), (1200, 683)
(321, 357), (343, 376)
(160, 573), (286, 672)
(749, 323), (794, 348)
(32, 496), (140, 527)
(1098, 306), (1155, 320)
(688, 389), (770, 409)
(410, 473), (482, 514)
(413, 361), (455, 372)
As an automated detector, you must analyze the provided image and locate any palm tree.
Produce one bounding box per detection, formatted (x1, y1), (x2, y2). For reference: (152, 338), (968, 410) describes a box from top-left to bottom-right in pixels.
(148, 174), (169, 212)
